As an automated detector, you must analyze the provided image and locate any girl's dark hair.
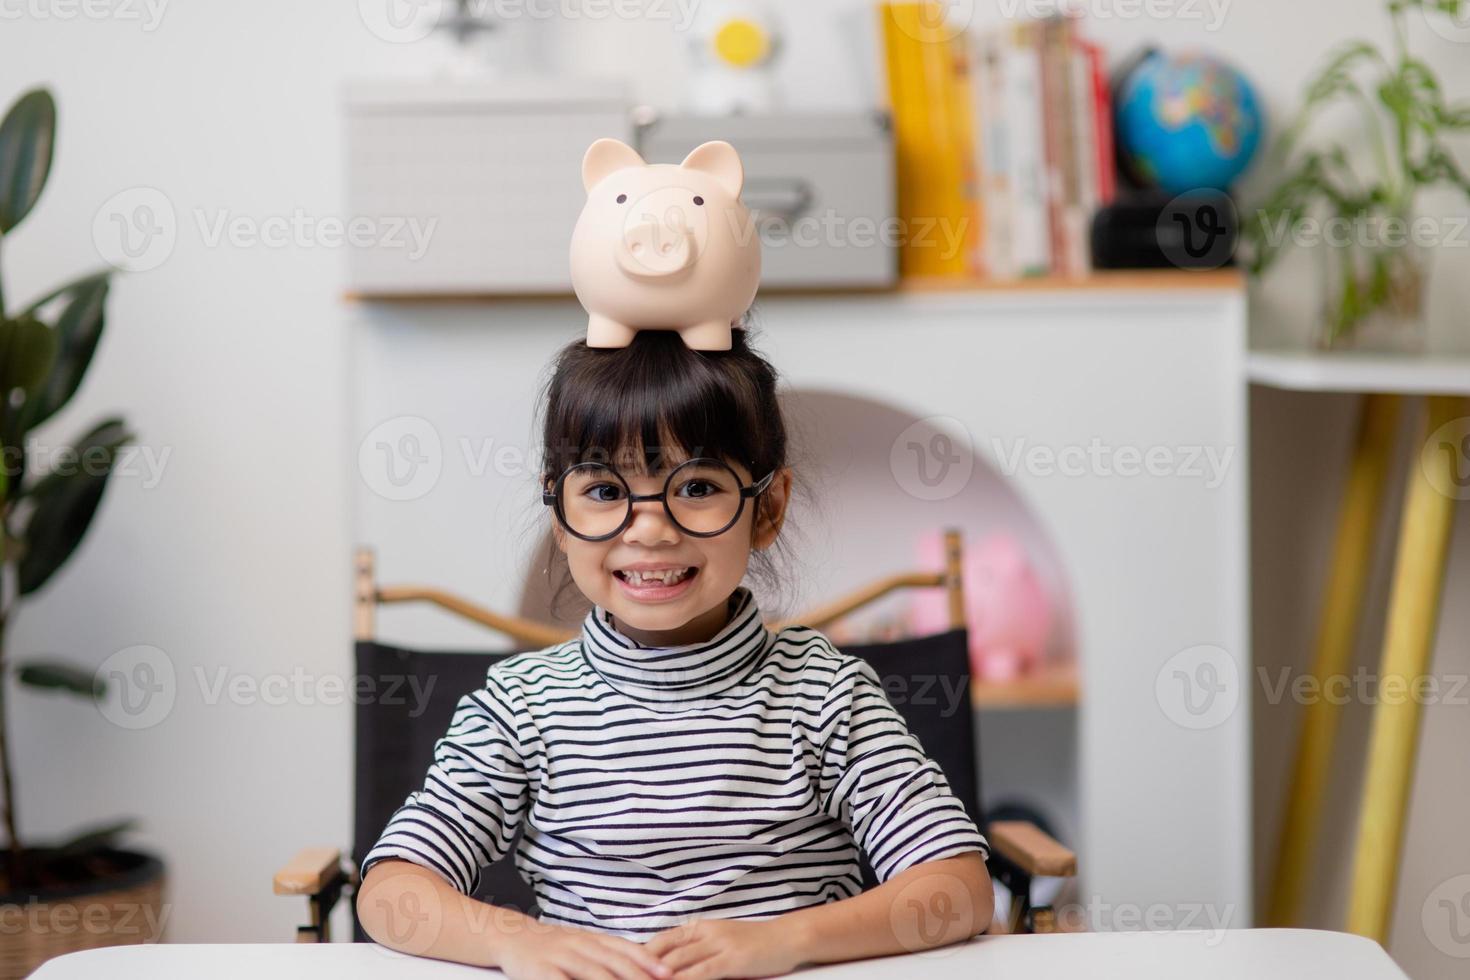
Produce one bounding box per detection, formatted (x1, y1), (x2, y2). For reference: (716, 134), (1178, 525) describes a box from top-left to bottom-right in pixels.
(533, 326), (794, 618)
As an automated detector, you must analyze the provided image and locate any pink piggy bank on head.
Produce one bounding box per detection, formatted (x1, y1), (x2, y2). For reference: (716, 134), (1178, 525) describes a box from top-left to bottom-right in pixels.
(570, 137), (761, 352)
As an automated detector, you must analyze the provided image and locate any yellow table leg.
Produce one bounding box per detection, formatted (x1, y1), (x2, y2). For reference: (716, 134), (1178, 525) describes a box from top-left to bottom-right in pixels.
(1347, 394), (1468, 943)
(1269, 393), (1400, 926)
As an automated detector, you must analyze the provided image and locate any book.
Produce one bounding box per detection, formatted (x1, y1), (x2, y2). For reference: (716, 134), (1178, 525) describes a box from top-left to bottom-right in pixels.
(1003, 22), (1052, 278)
(878, 2), (976, 279)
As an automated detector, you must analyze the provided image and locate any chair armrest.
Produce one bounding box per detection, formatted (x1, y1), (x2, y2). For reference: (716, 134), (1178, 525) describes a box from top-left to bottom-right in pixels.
(987, 821), (1076, 877)
(273, 847), (348, 896)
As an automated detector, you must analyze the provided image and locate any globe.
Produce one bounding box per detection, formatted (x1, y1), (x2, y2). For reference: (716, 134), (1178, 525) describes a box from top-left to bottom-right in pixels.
(1114, 51), (1265, 195)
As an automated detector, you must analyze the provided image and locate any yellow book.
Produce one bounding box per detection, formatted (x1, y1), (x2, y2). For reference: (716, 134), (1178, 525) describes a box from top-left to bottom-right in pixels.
(879, 2), (977, 279)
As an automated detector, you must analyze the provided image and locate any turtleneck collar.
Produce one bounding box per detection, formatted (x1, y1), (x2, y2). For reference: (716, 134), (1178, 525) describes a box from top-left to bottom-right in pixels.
(579, 586), (772, 703)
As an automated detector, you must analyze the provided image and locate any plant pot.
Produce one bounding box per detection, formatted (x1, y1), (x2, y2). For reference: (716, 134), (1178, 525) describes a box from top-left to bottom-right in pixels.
(1315, 231), (1431, 353)
(0, 848), (166, 979)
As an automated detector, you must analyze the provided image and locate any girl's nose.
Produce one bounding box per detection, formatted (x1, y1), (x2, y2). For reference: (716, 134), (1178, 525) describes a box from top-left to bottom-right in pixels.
(622, 500), (679, 545)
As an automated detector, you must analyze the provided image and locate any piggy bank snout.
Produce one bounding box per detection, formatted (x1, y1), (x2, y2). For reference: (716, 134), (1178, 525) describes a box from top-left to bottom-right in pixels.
(616, 218), (695, 279)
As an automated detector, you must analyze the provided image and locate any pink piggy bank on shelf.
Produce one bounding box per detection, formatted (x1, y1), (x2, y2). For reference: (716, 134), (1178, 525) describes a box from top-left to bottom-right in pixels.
(910, 531), (1054, 682)
(570, 137), (762, 352)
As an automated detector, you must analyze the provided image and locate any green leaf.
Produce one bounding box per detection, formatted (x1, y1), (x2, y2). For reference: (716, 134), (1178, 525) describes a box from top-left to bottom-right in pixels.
(19, 274), (110, 429)
(0, 314), (57, 396)
(0, 88), (56, 234)
(17, 416), (133, 595)
(16, 659), (105, 698)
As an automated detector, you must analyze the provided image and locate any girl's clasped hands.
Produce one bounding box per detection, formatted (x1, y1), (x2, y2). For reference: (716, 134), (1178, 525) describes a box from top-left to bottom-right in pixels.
(497, 916), (804, 980)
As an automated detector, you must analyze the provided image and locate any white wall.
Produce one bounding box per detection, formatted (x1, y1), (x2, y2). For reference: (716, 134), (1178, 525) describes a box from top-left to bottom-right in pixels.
(2, 2), (1468, 975)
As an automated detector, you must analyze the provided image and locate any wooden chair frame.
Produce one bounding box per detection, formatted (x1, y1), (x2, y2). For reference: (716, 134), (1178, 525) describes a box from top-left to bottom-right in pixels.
(279, 528), (1075, 939)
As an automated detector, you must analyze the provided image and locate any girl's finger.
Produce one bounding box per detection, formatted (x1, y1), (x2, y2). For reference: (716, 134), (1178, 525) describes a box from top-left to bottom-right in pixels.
(601, 949), (669, 980)
(659, 941), (718, 975)
(563, 955), (620, 980)
(673, 954), (724, 980)
(604, 936), (675, 976)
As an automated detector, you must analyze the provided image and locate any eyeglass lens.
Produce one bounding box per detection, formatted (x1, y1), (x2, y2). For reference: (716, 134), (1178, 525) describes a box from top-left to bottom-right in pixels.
(558, 459), (746, 538)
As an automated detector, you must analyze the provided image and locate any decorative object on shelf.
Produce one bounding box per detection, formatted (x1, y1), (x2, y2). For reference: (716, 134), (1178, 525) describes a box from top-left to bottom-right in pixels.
(1091, 48), (1262, 274)
(0, 86), (165, 978)
(570, 137), (761, 351)
(910, 531), (1055, 682)
(687, 0), (784, 115)
(1245, 0), (1470, 353)
(1114, 49), (1264, 196)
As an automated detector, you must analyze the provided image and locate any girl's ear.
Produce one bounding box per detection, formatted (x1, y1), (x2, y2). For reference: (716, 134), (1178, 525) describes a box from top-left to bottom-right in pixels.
(751, 468), (792, 551)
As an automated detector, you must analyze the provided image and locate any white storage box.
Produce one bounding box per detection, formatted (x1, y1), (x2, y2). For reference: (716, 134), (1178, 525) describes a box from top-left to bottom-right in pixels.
(343, 77), (632, 295)
(637, 111), (896, 289)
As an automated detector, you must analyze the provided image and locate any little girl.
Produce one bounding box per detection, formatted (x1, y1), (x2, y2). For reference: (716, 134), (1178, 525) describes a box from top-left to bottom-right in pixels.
(357, 328), (992, 979)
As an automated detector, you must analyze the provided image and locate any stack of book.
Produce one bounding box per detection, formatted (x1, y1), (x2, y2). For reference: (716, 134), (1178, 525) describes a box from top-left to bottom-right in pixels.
(880, 3), (1117, 281)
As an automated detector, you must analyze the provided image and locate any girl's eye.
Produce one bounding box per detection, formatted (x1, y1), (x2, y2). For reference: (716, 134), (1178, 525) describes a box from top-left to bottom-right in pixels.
(693, 195), (704, 206)
(616, 194), (628, 204)
(676, 479), (720, 499)
(583, 482), (626, 503)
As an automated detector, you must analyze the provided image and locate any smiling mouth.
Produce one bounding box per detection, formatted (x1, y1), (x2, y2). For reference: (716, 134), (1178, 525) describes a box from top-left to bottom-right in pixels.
(614, 567), (698, 587)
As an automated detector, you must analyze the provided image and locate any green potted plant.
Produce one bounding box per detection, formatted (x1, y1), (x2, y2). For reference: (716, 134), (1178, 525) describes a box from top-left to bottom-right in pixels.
(0, 87), (163, 979)
(1245, 0), (1470, 352)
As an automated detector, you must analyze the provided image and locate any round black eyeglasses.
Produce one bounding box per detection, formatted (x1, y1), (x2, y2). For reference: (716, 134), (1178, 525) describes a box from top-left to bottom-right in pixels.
(542, 457), (776, 542)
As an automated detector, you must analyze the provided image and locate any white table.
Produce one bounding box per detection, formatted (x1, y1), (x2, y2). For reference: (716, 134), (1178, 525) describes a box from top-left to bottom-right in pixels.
(31, 930), (1407, 979)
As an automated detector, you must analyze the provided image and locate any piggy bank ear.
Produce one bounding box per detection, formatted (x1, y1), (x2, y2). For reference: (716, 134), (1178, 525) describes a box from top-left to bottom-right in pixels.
(680, 141), (744, 198)
(582, 138), (646, 194)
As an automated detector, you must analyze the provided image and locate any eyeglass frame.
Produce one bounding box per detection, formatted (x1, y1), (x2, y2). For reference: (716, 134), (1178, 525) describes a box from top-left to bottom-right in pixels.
(541, 457), (777, 542)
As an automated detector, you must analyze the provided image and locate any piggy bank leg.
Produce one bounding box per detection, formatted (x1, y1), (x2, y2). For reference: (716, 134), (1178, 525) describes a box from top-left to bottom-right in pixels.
(679, 320), (734, 352)
(586, 314), (638, 349)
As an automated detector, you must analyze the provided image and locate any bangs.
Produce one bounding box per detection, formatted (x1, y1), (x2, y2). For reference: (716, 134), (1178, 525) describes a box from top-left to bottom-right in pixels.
(540, 330), (781, 483)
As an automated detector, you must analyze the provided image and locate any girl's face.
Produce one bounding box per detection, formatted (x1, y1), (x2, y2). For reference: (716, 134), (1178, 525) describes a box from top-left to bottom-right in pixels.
(551, 453), (792, 647)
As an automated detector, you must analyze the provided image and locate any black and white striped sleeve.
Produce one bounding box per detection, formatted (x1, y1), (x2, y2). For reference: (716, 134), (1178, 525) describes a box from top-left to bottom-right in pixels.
(359, 675), (531, 895)
(820, 658), (989, 882)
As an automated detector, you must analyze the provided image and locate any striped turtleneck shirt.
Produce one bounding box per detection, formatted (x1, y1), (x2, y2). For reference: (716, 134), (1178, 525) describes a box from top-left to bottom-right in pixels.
(360, 585), (989, 939)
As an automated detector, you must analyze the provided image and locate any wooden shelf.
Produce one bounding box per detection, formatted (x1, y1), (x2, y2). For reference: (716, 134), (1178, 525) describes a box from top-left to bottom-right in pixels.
(343, 268), (1246, 305)
(971, 661), (1079, 710)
